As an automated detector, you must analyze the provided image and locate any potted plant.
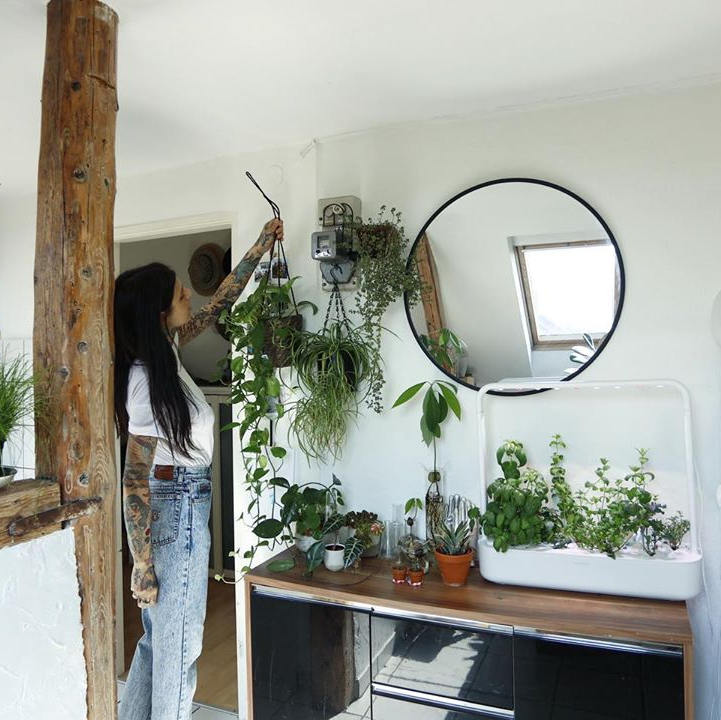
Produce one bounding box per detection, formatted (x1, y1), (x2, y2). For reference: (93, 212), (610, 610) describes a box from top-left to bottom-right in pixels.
(0, 352), (39, 489)
(392, 380), (462, 541)
(283, 480), (345, 552)
(434, 507), (480, 587)
(419, 328), (466, 376)
(480, 440), (554, 553)
(260, 276), (316, 368)
(288, 317), (377, 462)
(345, 510), (385, 557)
(351, 206), (424, 412)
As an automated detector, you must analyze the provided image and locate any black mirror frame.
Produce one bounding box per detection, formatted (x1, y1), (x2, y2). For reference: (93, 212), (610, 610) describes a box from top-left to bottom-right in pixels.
(403, 177), (626, 396)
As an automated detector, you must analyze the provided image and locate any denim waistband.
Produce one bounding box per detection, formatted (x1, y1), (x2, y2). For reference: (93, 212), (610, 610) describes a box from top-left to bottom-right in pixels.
(150, 464), (211, 481)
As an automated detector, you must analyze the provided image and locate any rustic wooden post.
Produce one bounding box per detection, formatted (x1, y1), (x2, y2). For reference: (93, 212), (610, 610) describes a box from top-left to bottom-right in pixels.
(34, 1), (119, 718)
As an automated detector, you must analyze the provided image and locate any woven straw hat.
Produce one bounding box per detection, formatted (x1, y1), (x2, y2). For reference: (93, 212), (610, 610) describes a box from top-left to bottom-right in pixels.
(188, 243), (225, 296)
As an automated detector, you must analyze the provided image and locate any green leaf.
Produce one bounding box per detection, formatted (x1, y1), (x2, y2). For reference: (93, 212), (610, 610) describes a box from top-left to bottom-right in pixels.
(343, 537), (365, 568)
(268, 558), (296, 573)
(266, 376), (281, 397)
(392, 382), (426, 408)
(253, 519), (284, 539)
(439, 382), (461, 420)
(422, 388), (440, 430)
(305, 541), (325, 574)
(322, 513), (345, 536)
(270, 446), (287, 459)
(420, 415), (434, 446)
(269, 476), (290, 488)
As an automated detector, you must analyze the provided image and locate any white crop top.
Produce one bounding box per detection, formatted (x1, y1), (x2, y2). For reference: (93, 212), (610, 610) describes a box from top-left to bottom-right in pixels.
(126, 350), (214, 467)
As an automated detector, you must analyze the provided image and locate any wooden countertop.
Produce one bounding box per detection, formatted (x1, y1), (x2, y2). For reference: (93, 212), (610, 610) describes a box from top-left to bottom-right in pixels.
(246, 549), (693, 647)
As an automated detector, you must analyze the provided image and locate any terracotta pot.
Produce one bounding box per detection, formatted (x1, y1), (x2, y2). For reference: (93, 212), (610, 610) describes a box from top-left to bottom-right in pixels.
(391, 565), (407, 585)
(407, 569), (424, 587)
(435, 549), (474, 587)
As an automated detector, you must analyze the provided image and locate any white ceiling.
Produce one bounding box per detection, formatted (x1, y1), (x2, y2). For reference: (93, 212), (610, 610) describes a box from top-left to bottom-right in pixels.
(2, 0), (721, 195)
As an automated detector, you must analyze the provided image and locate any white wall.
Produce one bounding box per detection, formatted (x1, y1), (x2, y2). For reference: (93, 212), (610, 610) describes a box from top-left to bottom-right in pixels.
(2, 82), (721, 718)
(0, 529), (87, 720)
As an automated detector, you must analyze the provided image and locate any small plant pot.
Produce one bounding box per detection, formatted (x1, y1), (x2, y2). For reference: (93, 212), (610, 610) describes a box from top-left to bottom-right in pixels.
(263, 314), (303, 368)
(0, 466), (17, 490)
(407, 568), (425, 587)
(435, 549), (474, 587)
(295, 534), (315, 553)
(324, 544), (345, 572)
(391, 565), (407, 585)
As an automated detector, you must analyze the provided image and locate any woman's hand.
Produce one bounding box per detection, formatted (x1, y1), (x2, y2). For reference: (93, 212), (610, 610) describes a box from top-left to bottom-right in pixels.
(258, 218), (284, 250)
(131, 562), (159, 608)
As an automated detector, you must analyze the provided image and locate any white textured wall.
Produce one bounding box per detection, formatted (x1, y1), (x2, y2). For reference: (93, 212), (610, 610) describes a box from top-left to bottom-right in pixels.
(0, 529), (86, 720)
(2, 82), (721, 718)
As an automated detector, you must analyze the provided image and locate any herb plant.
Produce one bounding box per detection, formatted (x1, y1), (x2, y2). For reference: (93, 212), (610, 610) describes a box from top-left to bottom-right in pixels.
(480, 441), (552, 552)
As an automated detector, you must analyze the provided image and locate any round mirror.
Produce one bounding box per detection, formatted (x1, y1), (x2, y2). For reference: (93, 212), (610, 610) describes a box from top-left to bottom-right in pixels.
(405, 178), (624, 390)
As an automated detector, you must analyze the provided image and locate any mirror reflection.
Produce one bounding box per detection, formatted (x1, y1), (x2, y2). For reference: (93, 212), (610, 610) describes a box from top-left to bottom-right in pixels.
(407, 180), (623, 388)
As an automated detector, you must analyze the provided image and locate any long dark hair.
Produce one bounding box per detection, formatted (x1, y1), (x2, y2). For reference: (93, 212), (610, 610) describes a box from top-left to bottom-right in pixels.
(114, 262), (197, 456)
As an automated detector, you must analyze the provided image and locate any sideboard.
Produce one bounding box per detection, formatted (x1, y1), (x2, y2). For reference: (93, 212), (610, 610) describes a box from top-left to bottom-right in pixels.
(245, 550), (693, 719)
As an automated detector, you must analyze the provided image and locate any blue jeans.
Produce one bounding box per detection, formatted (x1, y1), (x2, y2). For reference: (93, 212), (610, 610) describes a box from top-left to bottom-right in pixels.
(120, 465), (212, 720)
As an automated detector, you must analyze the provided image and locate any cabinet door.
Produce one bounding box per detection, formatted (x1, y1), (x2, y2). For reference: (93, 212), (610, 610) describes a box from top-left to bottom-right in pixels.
(371, 614), (513, 710)
(250, 588), (371, 720)
(514, 631), (685, 720)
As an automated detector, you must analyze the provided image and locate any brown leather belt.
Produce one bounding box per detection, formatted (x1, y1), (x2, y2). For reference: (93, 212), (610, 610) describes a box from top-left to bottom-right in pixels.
(154, 465), (175, 480)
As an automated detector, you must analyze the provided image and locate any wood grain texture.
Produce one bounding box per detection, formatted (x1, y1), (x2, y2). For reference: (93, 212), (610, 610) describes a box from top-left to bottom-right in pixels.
(416, 233), (446, 343)
(34, 1), (119, 717)
(0, 479), (61, 548)
(247, 550), (693, 647)
(8, 496), (101, 537)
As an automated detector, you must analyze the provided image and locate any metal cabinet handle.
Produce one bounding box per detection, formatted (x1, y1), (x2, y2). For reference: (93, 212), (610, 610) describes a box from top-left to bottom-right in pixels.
(514, 626), (683, 657)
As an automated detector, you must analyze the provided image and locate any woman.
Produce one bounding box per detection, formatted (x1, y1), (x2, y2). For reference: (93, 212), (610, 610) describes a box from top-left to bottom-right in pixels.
(115, 218), (283, 720)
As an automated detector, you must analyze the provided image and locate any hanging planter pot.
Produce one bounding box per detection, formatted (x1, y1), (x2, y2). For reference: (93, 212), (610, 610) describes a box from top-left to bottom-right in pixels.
(263, 313), (303, 368)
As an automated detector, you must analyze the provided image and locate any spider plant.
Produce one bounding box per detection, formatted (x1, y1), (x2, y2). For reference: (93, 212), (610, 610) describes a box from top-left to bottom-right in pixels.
(288, 320), (376, 462)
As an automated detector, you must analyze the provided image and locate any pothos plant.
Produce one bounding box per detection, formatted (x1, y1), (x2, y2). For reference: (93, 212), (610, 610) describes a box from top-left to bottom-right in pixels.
(219, 274), (315, 573)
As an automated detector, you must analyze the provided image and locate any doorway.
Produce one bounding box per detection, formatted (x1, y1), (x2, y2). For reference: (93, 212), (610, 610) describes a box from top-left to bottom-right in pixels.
(115, 217), (240, 715)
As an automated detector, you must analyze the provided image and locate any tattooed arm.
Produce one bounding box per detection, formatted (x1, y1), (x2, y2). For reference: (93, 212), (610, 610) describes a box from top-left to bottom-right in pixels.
(177, 218), (284, 346)
(123, 434), (159, 608)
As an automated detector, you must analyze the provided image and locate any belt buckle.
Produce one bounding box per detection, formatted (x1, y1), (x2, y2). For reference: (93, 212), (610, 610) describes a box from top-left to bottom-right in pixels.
(154, 465), (174, 480)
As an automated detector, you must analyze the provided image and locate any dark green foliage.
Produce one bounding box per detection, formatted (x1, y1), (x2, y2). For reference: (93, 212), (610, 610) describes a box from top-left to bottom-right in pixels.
(480, 441), (552, 553)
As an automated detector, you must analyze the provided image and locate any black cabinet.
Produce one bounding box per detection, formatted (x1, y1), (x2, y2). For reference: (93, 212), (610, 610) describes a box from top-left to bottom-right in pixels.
(249, 584), (688, 720)
(250, 588), (371, 719)
(514, 632), (685, 720)
(371, 614), (513, 710)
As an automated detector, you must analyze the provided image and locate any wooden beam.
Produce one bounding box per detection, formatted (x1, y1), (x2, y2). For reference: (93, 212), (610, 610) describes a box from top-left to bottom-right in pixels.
(0, 479), (61, 549)
(416, 232), (446, 341)
(34, 1), (119, 718)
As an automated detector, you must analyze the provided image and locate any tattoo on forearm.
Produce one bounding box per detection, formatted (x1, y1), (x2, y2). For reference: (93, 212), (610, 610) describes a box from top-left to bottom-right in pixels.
(177, 225), (277, 346)
(123, 434), (157, 568)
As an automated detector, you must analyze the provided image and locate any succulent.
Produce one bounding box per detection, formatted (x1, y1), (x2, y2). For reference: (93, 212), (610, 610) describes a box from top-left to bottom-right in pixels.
(435, 519), (473, 556)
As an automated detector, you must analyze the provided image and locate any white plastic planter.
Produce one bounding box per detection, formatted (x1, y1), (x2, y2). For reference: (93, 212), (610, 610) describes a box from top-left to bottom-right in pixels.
(476, 380), (702, 601)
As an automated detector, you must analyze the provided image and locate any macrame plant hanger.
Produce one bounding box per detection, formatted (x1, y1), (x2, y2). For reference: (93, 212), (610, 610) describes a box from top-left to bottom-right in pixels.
(245, 171), (299, 317)
(245, 171), (300, 446)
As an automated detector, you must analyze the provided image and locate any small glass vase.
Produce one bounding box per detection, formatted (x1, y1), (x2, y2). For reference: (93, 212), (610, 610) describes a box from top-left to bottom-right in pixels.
(425, 471), (444, 544)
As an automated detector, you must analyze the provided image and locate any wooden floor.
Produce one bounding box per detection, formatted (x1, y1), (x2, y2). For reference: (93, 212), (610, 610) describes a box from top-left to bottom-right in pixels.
(121, 562), (239, 712)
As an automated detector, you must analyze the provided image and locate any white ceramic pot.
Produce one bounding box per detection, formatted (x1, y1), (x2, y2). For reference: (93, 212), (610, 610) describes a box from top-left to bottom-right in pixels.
(294, 534), (315, 553)
(324, 544), (345, 572)
(0, 466), (17, 490)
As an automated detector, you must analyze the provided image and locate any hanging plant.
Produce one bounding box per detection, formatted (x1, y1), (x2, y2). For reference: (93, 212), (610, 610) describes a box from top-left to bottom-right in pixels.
(288, 287), (378, 462)
(352, 206), (424, 412)
(219, 271), (315, 572)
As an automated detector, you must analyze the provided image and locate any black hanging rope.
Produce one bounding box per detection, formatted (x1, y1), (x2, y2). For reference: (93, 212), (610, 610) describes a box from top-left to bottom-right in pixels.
(245, 171), (299, 314)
